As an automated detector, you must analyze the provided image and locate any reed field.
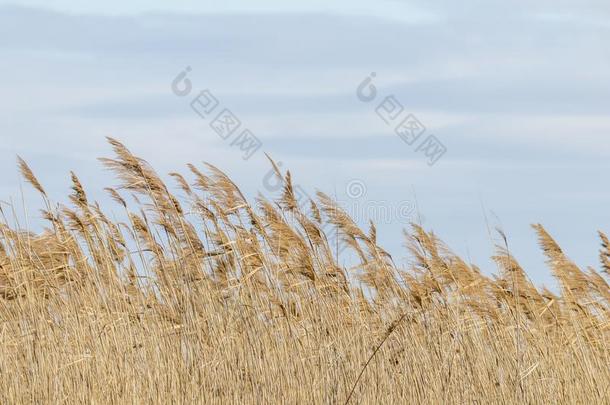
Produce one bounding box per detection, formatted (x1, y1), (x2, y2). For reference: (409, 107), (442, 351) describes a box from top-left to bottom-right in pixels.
(0, 138), (608, 404)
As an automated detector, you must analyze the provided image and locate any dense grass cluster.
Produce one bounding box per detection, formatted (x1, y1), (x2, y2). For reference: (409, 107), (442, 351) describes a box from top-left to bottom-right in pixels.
(0, 138), (608, 403)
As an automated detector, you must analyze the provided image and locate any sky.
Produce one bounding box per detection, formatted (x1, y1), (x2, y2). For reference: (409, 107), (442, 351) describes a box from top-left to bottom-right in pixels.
(1, 1), (609, 288)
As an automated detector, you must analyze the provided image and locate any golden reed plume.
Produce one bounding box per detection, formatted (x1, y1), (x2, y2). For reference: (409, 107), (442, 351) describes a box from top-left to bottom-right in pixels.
(0, 138), (607, 403)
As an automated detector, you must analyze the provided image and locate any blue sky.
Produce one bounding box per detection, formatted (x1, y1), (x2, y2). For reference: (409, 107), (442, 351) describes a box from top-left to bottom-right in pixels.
(1, 1), (609, 288)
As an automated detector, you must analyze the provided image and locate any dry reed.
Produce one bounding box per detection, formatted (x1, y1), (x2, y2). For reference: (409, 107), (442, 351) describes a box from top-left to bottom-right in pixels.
(0, 138), (607, 404)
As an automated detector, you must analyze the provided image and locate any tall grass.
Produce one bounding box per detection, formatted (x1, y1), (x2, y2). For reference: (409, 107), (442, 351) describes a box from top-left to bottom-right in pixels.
(0, 138), (608, 403)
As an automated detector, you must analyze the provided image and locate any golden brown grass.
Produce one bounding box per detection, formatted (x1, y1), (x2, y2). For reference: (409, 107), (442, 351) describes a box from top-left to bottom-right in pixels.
(0, 138), (608, 404)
